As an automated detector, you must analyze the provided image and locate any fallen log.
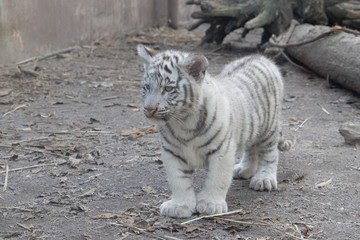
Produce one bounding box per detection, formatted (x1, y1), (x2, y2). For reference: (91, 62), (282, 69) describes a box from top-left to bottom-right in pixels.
(283, 24), (360, 94)
(186, 0), (359, 44)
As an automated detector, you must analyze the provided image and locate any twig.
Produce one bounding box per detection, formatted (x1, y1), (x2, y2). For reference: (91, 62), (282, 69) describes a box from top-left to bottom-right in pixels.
(2, 129), (113, 135)
(279, 49), (311, 73)
(3, 164), (9, 191)
(16, 65), (40, 77)
(163, 236), (183, 240)
(101, 95), (122, 101)
(16, 45), (91, 65)
(293, 224), (305, 240)
(1, 206), (34, 212)
(181, 208), (245, 225)
(277, 19), (299, 45)
(270, 20), (310, 72)
(215, 216), (303, 239)
(0, 144), (64, 158)
(341, 26), (360, 36)
(350, 166), (360, 171)
(269, 26), (347, 48)
(0, 163), (57, 174)
(3, 104), (28, 117)
(11, 136), (55, 145)
(0, 207), (34, 212)
(16, 223), (32, 232)
(295, 117), (312, 132)
(318, 103), (330, 115)
(111, 222), (170, 240)
(215, 217), (272, 227)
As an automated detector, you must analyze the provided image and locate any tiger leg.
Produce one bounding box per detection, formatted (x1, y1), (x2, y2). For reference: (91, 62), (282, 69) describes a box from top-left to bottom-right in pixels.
(196, 142), (236, 215)
(250, 136), (279, 191)
(233, 147), (259, 179)
(160, 150), (196, 218)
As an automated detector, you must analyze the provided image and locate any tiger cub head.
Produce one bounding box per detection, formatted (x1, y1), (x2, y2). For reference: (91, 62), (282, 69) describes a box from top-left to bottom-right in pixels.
(137, 45), (208, 125)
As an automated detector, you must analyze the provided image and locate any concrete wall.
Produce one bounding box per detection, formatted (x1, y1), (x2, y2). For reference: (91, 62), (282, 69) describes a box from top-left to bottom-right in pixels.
(0, 0), (197, 64)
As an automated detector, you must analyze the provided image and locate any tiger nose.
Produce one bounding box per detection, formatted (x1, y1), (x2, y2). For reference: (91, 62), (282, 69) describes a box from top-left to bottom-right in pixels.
(145, 107), (157, 116)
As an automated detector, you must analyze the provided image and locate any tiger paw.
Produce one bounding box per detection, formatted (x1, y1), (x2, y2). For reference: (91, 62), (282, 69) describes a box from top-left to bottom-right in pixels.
(160, 200), (195, 218)
(233, 163), (255, 179)
(249, 174), (278, 191)
(196, 199), (228, 215)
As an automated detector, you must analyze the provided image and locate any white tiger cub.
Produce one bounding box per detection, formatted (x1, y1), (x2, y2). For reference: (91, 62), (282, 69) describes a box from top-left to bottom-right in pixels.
(137, 45), (293, 218)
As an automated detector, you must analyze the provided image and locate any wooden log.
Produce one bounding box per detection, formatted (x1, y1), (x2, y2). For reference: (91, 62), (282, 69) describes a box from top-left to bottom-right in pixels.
(284, 24), (360, 94)
(186, 0), (360, 44)
(326, 1), (360, 29)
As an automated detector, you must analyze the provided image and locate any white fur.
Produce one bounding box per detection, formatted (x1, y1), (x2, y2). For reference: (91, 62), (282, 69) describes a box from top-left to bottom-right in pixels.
(138, 46), (286, 218)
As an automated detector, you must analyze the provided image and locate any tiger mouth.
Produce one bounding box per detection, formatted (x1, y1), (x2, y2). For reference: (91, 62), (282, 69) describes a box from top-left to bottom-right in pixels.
(144, 111), (170, 122)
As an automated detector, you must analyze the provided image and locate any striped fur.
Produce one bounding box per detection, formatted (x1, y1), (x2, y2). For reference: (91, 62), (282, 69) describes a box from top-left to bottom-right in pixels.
(137, 45), (292, 218)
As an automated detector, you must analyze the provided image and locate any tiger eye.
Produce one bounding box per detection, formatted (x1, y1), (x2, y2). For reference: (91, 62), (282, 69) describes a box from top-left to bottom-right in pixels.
(164, 86), (174, 92)
(144, 84), (150, 90)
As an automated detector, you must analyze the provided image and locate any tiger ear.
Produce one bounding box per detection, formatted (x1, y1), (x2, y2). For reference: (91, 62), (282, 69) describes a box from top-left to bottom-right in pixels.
(180, 55), (208, 82)
(137, 45), (157, 63)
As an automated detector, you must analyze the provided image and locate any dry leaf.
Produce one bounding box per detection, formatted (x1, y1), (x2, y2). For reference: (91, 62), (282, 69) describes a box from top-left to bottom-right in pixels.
(315, 178), (333, 188)
(69, 156), (81, 168)
(38, 113), (53, 118)
(142, 186), (157, 194)
(185, 225), (199, 233)
(22, 214), (36, 221)
(91, 213), (123, 219)
(70, 204), (88, 212)
(45, 144), (83, 152)
(56, 159), (67, 165)
(60, 177), (68, 183)
(0, 88), (12, 97)
(119, 125), (158, 138)
(127, 103), (139, 108)
(80, 188), (96, 198)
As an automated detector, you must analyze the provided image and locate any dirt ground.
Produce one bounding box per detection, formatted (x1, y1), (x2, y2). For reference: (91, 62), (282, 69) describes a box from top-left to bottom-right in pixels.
(1, 26), (359, 240)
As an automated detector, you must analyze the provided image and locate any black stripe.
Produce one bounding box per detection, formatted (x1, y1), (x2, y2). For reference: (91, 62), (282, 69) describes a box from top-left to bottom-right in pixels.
(182, 84), (188, 106)
(205, 132), (228, 158)
(176, 74), (183, 87)
(195, 102), (208, 131)
(160, 128), (180, 149)
(178, 101), (211, 142)
(188, 82), (194, 104)
(164, 64), (172, 74)
(248, 67), (270, 133)
(179, 169), (194, 174)
(163, 146), (187, 164)
(257, 129), (277, 147)
(165, 123), (184, 144)
(241, 71), (262, 124)
(198, 102), (217, 137)
(223, 132), (233, 153)
(199, 127), (222, 149)
(205, 125), (233, 158)
(183, 101), (207, 134)
(257, 62), (280, 134)
(180, 175), (192, 179)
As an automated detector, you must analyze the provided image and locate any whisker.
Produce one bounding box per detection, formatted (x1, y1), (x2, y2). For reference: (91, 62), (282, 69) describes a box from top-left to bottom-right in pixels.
(170, 112), (185, 126)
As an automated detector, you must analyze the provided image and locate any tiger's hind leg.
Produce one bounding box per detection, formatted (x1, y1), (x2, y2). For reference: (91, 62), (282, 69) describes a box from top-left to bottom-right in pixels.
(233, 147), (259, 180)
(249, 136), (279, 191)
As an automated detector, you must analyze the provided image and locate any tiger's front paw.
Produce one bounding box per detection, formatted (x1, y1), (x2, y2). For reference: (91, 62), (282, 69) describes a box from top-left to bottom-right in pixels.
(160, 200), (195, 218)
(196, 198), (228, 215)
